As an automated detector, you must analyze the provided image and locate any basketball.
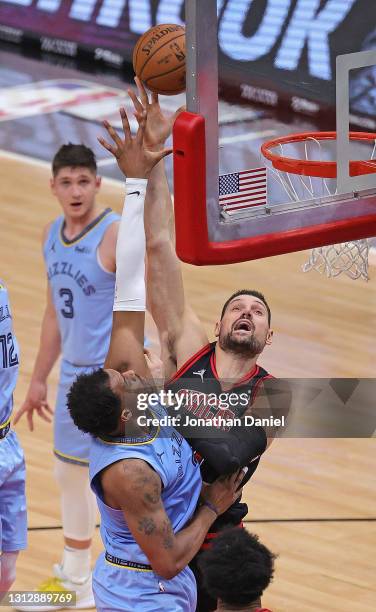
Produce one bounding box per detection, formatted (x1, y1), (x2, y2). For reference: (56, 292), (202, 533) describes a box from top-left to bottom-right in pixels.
(133, 23), (186, 95)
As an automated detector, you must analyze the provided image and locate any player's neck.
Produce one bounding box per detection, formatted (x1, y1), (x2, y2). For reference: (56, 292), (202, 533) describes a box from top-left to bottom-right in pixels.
(216, 597), (263, 611)
(215, 343), (258, 385)
(63, 204), (102, 240)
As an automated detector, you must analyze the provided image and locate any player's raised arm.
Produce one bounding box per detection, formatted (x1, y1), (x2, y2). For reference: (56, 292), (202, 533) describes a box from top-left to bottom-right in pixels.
(129, 79), (208, 379)
(98, 106), (172, 375)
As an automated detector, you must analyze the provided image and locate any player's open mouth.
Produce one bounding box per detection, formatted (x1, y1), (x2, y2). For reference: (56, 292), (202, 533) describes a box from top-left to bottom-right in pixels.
(70, 202), (82, 207)
(233, 320), (253, 332)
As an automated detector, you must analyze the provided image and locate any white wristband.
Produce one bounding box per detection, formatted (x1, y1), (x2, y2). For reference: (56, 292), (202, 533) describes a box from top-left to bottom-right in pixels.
(113, 178), (148, 312)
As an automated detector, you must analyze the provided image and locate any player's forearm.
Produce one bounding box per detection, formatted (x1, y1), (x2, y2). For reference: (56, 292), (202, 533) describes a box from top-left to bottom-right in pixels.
(144, 161), (186, 352)
(30, 308), (61, 382)
(105, 180), (149, 373)
(161, 505), (216, 577)
(144, 159), (174, 250)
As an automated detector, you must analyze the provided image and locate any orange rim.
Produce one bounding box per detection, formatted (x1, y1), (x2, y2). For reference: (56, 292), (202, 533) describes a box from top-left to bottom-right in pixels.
(261, 131), (376, 178)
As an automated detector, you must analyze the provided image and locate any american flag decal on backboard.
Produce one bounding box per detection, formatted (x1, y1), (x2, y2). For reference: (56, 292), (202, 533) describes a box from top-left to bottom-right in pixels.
(219, 167), (267, 212)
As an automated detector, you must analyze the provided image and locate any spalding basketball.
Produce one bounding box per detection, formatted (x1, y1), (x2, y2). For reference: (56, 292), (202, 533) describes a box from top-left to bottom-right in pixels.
(133, 23), (185, 95)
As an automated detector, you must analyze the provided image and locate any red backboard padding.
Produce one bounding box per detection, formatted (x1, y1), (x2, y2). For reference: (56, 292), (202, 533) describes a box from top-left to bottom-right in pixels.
(172, 112), (376, 266)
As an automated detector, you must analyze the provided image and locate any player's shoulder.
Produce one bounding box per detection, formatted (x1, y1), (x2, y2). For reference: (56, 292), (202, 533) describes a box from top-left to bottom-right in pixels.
(104, 457), (159, 493)
(99, 215), (119, 246)
(97, 218), (119, 272)
(167, 342), (213, 384)
(103, 217), (120, 237)
(41, 219), (56, 244)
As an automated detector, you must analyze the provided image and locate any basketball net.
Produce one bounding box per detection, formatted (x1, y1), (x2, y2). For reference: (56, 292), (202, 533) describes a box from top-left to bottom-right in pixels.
(302, 240), (369, 280)
(261, 133), (376, 280)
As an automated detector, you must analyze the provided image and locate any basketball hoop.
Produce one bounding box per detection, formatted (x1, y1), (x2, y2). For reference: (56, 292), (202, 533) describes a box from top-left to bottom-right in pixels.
(261, 131), (376, 280)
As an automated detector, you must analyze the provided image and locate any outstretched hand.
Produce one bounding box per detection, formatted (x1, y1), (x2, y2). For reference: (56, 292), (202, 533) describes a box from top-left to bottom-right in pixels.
(13, 380), (53, 432)
(128, 77), (185, 149)
(98, 106), (172, 179)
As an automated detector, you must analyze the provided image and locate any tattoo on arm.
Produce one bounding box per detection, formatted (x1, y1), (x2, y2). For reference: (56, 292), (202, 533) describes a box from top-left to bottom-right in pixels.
(138, 517), (156, 536)
(121, 460), (174, 548)
(137, 516), (174, 550)
(122, 462), (161, 505)
(144, 483), (160, 505)
(161, 519), (174, 550)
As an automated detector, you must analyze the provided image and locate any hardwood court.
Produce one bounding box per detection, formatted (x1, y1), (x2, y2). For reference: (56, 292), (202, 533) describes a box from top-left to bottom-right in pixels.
(1, 152), (375, 611)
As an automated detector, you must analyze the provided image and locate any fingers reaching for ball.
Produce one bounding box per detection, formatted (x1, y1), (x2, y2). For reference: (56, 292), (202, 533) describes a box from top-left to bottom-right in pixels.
(98, 106), (172, 179)
(127, 76), (183, 148)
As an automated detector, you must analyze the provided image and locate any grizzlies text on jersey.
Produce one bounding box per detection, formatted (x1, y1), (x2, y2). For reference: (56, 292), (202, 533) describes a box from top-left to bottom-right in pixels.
(44, 209), (119, 464)
(44, 208), (118, 366)
(89, 402), (201, 611)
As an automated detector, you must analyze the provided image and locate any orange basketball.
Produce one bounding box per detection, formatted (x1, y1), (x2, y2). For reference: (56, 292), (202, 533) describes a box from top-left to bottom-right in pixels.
(133, 23), (186, 96)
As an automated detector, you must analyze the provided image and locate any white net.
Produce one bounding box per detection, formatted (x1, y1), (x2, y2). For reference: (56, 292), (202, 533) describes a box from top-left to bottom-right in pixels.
(302, 240), (369, 280)
(263, 135), (376, 280)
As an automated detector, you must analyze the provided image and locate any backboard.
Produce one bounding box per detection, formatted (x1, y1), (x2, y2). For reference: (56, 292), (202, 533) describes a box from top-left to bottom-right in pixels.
(172, 0), (376, 265)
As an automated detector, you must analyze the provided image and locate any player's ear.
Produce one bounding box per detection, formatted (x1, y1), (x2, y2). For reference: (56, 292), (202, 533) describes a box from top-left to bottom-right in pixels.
(50, 177), (56, 194)
(122, 369), (136, 379)
(120, 407), (132, 423)
(266, 329), (273, 345)
(95, 176), (102, 191)
(214, 320), (221, 338)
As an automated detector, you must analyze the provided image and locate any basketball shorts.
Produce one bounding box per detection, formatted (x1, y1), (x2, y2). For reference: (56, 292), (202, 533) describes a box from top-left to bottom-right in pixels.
(0, 430), (27, 552)
(54, 359), (100, 466)
(93, 551), (197, 611)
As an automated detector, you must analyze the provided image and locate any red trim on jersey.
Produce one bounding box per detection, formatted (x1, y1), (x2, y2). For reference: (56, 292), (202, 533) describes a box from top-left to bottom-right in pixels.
(250, 373), (274, 404)
(201, 522), (244, 548)
(210, 351), (259, 389)
(165, 343), (212, 386)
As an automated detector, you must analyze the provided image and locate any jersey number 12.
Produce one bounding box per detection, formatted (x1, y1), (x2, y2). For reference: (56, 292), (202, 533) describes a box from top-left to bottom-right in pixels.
(0, 333), (19, 368)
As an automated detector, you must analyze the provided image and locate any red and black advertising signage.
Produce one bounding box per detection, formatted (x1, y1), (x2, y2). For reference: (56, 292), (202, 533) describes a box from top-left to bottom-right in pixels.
(0, 0), (375, 127)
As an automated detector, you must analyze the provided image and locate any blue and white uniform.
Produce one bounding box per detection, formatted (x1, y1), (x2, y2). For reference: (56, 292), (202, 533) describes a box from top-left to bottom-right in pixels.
(90, 402), (202, 612)
(43, 208), (119, 465)
(0, 280), (27, 552)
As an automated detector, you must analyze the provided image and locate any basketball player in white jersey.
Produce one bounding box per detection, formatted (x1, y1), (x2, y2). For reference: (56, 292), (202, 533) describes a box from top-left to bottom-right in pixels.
(13, 145), (119, 610)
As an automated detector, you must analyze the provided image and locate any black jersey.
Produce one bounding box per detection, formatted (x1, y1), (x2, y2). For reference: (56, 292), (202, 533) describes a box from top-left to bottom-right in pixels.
(166, 342), (272, 528)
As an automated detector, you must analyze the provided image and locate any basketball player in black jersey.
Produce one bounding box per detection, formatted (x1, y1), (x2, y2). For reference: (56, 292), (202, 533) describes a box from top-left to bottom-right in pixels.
(100, 79), (289, 612)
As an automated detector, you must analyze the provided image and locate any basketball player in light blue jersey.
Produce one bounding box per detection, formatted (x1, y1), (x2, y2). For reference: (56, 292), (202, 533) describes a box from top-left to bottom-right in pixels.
(67, 106), (244, 612)
(0, 281), (27, 598)
(14, 145), (119, 609)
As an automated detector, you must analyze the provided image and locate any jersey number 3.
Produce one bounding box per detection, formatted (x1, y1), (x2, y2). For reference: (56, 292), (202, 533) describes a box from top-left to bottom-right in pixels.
(59, 288), (74, 319)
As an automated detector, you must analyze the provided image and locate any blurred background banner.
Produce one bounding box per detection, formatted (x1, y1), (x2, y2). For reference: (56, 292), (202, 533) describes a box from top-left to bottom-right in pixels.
(0, 0), (375, 127)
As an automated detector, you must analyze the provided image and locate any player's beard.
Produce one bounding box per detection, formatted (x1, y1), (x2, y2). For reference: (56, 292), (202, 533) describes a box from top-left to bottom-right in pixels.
(219, 328), (266, 358)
